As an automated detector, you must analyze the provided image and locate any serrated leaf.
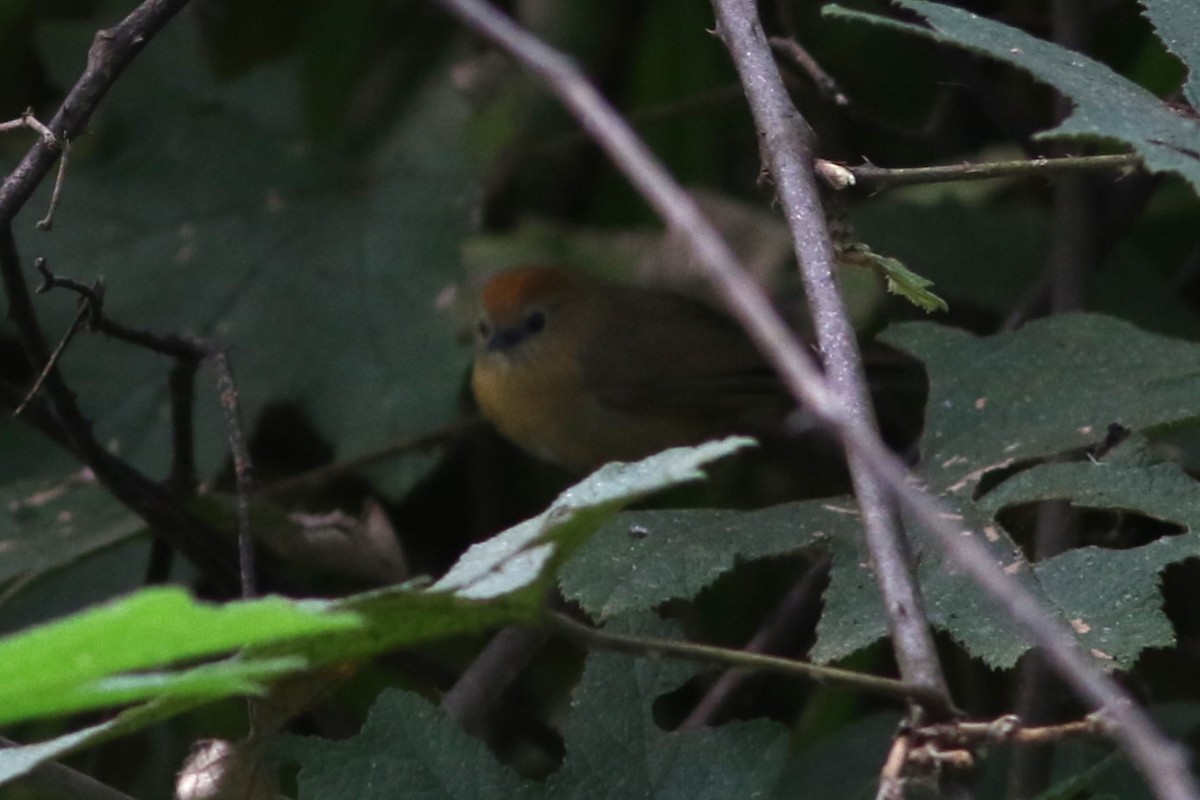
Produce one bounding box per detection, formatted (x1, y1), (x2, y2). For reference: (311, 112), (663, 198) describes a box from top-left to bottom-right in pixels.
(1138, 0), (1200, 108)
(434, 438), (753, 600)
(277, 615), (789, 800)
(883, 314), (1200, 496)
(976, 448), (1200, 667)
(547, 616), (788, 800)
(276, 690), (534, 800)
(841, 242), (947, 313)
(0, 587), (358, 725)
(560, 501), (860, 620)
(558, 496), (1038, 667)
(825, 1), (1200, 193)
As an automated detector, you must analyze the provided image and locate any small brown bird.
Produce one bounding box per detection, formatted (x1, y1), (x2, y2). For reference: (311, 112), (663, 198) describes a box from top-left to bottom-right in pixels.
(470, 266), (796, 473)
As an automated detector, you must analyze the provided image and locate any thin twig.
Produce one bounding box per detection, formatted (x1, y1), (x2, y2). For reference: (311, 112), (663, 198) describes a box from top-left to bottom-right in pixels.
(547, 612), (943, 708)
(711, 0), (952, 718)
(0, 227), (239, 588)
(441, 626), (549, 735)
(13, 301), (88, 416)
(35, 259), (208, 360)
(767, 36), (850, 106)
(818, 153), (1141, 190)
(0, 0), (193, 224)
(680, 553), (831, 729)
(430, 2), (1200, 798)
(259, 419), (479, 498)
(36, 139), (70, 231)
(920, 715), (1105, 748)
(877, 732), (911, 800)
(210, 350), (256, 598)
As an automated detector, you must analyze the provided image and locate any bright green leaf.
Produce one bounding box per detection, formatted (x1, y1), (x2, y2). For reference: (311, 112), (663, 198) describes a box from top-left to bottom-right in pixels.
(0, 587), (358, 725)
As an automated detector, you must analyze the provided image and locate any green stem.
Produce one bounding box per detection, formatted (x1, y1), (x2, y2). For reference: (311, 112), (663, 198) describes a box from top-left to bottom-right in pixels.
(547, 611), (951, 710)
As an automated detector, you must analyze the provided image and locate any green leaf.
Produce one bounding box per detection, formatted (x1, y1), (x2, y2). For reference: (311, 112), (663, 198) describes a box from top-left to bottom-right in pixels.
(12, 17), (473, 495)
(270, 583), (530, 666)
(434, 438), (754, 601)
(0, 587), (359, 725)
(977, 449), (1200, 667)
(277, 615), (789, 800)
(852, 200), (1045, 315)
(547, 617), (788, 799)
(825, 1), (1200, 194)
(840, 242), (948, 313)
(884, 314), (1200, 496)
(1138, 0), (1200, 108)
(560, 500), (860, 620)
(276, 689), (534, 800)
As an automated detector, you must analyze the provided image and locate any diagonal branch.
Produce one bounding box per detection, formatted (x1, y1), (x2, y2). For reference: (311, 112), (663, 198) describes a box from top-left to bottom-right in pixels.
(0, 0), (193, 225)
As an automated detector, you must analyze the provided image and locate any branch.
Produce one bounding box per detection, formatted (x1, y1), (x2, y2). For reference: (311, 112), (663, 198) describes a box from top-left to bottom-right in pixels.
(1, 233), (238, 590)
(0, 0), (193, 224)
(817, 153), (1141, 191)
(429, 2), (1200, 798)
(210, 350), (256, 598)
(547, 612), (942, 708)
(709, 0), (951, 716)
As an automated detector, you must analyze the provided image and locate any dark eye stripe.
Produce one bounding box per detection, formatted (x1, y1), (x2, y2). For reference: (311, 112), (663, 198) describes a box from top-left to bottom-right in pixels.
(525, 310), (546, 333)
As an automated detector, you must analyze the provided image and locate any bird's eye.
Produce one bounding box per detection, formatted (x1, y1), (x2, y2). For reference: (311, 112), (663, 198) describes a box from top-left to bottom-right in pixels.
(477, 319), (492, 339)
(525, 310), (546, 333)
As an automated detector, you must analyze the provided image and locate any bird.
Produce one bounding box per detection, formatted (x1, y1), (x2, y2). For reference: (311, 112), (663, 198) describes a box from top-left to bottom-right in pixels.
(470, 265), (798, 473)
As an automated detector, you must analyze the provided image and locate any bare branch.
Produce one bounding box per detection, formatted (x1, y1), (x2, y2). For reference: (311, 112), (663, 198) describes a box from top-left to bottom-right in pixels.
(210, 350), (256, 598)
(820, 153), (1141, 191)
(711, 0), (953, 719)
(0, 0), (193, 225)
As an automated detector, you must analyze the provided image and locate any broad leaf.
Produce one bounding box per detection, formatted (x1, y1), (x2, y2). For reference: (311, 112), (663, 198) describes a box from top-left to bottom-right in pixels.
(278, 616), (790, 800)
(884, 314), (1200, 495)
(9, 18), (473, 494)
(0, 475), (143, 585)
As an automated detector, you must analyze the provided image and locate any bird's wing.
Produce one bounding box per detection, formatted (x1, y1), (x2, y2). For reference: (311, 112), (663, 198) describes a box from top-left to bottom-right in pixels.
(581, 288), (793, 424)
